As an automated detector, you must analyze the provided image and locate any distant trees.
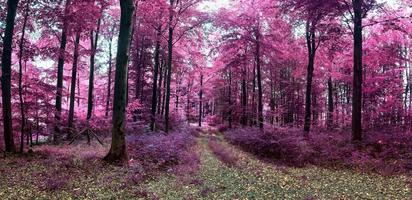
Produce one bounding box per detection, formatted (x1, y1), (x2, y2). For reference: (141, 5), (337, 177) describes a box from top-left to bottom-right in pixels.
(0, 0), (410, 155)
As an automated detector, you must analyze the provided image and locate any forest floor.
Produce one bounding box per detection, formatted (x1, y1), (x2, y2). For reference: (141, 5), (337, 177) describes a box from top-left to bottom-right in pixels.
(0, 128), (411, 199)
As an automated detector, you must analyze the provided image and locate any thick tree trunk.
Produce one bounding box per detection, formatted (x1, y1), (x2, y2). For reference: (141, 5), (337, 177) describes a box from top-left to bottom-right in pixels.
(18, 1), (30, 153)
(68, 31), (81, 130)
(255, 29), (264, 130)
(165, 0), (174, 132)
(304, 22), (316, 134)
(150, 28), (161, 131)
(199, 74), (203, 127)
(54, 0), (71, 144)
(1, 0), (19, 153)
(327, 77), (334, 129)
(352, 0), (363, 141)
(104, 0), (135, 164)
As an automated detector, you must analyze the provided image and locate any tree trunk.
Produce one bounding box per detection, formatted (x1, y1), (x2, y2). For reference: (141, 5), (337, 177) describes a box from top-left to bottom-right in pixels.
(304, 22), (316, 134)
(165, 0), (174, 132)
(251, 64), (256, 126)
(105, 29), (114, 117)
(161, 59), (168, 116)
(327, 77), (334, 129)
(1, 0), (19, 153)
(255, 29), (264, 130)
(241, 59), (248, 126)
(104, 0), (135, 164)
(87, 18), (101, 123)
(228, 68), (233, 129)
(199, 74), (203, 127)
(54, 0), (71, 144)
(157, 57), (165, 115)
(18, 1), (30, 153)
(54, 5), (66, 108)
(68, 31), (81, 130)
(352, 0), (363, 141)
(150, 27), (161, 131)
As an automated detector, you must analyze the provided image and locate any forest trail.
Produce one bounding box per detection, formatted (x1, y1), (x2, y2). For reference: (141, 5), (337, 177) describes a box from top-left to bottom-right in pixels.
(0, 128), (410, 199)
(143, 128), (411, 199)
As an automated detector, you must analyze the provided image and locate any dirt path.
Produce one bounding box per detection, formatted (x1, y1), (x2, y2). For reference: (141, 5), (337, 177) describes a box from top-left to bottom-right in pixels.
(143, 131), (411, 199)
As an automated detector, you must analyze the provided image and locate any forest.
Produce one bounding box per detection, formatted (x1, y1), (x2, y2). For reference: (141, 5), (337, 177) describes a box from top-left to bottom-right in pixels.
(0, 0), (412, 199)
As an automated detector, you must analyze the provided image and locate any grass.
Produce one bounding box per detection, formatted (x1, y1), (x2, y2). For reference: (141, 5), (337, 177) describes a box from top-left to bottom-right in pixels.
(0, 133), (411, 199)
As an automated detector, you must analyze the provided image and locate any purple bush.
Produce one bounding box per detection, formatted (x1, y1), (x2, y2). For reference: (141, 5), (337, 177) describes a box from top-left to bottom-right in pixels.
(225, 128), (412, 175)
(127, 130), (199, 175)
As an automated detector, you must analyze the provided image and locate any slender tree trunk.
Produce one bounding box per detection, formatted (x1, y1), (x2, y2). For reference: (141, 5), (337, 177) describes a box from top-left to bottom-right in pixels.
(165, 0), (174, 132)
(1, 0), (19, 153)
(186, 79), (191, 122)
(251, 65), (256, 126)
(304, 22), (316, 134)
(18, 1), (30, 153)
(255, 29), (264, 130)
(77, 76), (80, 106)
(105, 31), (114, 117)
(327, 77), (334, 129)
(269, 72), (275, 125)
(126, 9), (138, 106)
(161, 59), (168, 116)
(157, 58), (164, 115)
(104, 0), (135, 163)
(87, 18), (101, 124)
(68, 31), (81, 130)
(228, 69), (233, 129)
(54, 0), (71, 144)
(150, 27), (161, 131)
(241, 65), (247, 126)
(199, 74), (203, 127)
(352, 0), (363, 141)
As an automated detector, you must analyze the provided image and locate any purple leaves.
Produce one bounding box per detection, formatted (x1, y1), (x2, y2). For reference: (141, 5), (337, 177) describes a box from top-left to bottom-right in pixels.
(127, 130), (199, 175)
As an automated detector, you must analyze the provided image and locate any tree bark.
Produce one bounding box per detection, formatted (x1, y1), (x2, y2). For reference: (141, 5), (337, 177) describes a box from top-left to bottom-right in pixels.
(87, 17), (101, 122)
(1, 0), (19, 153)
(228, 68), (233, 129)
(165, 0), (175, 132)
(157, 57), (165, 115)
(150, 27), (161, 131)
(352, 0), (363, 141)
(327, 77), (334, 129)
(54, 0), (71, 144)
(18, 0), (30, 153)
(68, 31), (81, 130)
(304, 22), (316, 134)
(199, 74), (203, 127)
(104, 0), (135, 164)
(105, 27), (114, 117)
(255, 28), (264, 130)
